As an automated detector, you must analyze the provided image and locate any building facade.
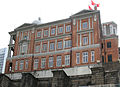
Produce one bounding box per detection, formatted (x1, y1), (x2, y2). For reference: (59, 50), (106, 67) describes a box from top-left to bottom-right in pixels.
(5, 10), (119, 76)
(0, 48), (7, 73)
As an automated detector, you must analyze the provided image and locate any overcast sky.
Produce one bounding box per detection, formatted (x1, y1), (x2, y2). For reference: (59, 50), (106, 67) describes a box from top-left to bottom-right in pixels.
(0, 0), (120, 49)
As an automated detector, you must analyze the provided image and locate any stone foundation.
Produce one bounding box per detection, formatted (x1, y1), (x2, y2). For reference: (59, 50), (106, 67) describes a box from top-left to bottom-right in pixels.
(1, 62), (120, 87)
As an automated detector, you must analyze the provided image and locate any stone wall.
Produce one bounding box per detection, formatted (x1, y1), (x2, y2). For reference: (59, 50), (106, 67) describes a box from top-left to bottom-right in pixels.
(1, 62), (120, 87)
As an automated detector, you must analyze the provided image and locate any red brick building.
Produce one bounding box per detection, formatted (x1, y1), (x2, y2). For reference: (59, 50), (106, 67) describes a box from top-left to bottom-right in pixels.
(5, 10), (119, 76)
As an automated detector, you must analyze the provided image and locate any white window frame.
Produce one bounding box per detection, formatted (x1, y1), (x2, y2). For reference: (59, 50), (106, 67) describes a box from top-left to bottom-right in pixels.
(37, 31), (41, 37)
(43, 44), (47, 51)
(83, 37), (88, 45)
(44, 30), (48, 36)
(83, 22), (88, 29)
(35, 45), (40, 52)
(66, 25), (71, 32)
(58, 27), (63, 33)
(22, 43), (27, 54)
(41, 58), (46, 68)
(56, 56), (62, 67)
(65, 40), (72, 48)
(49, 57), (53, 67)
(82, 52), (88, 63)
(76, 53), (80, 64)
(19, 60), (24, 70)
(34, 59), (39, 69)
(15, 61), (18, 70)
(51, 28), (55, 35)
(50, 43), (54, 50)
(65, 55), (70, 66)
(58, 41), (62, 49)
(25, 60), (29, 69)
(91, 51), (95, 62)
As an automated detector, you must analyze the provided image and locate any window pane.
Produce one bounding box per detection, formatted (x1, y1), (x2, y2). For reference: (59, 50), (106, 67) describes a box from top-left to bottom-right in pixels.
(50, 43), (54, 50)
(20, 60), (24, 70)
(43, 44), (47, 51)
(41, 58), (46, 68)
(76, 53), (80, 64)
(91, 51), (95, 62)
(58, 41), (62, 49)
(107, 42), (111, 48)
(65, 40), (72, 48)
(108, 54), (112, 62)
(37, 31), (41, 37)
(35, 45), (40, 52)
(58, 27), (63, 33)
(82, 52), (88, 63)
(25, 60), (29, 69)
(51, 28), (55, 35)
(56, 56), (61, 67)
(66, 25), (71, 32)
(34, 59), (39, 69)
(65, 55), (70, 65)
(15, 61), (18, 70)
(44, 30), (48, 36)
(83, 37), (88, 45)
(49, 57), (53, 67)
(83, 22), (88, 29)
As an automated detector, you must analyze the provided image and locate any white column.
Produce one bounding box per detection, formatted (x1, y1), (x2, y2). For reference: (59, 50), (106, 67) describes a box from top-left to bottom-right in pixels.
(80, 34), (82, 46)
(89, 17), (90, 29)
(89, 32), (91, 45)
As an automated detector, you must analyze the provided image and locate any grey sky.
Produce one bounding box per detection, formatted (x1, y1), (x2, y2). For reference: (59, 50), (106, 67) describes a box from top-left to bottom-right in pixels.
(0, 0), (120, 49)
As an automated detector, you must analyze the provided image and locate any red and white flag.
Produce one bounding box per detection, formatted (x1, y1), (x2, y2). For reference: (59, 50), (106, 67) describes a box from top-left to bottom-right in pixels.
(88, 5), (92, 10)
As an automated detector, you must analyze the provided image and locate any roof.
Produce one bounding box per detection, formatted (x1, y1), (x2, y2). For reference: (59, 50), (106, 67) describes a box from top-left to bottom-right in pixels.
(71, 9), (97, 17)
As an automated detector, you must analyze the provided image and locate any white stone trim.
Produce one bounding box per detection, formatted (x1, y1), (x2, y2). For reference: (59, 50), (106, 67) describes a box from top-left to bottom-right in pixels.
(56, 25), (58, 35)
(80, 34), (82, 46)
(55, 39), (57, 51)
(89, 32), (91, 45)
(47, 40), (49, 52)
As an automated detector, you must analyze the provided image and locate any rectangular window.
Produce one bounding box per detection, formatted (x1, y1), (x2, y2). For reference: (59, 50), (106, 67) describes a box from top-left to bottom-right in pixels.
(35, 45), (40, 52)
(37, 31), (41, 37)
(49, 57), (53, 67)
(44, 30), (48, 36)
(82, 52), (88, 63)
(22, 43), (27, 54)
(15, 61), (18, 70)
(23, 35), (28, 40)
(43, 44), (47, 51)
(107, 42), (111, 48)
(34, 59), (39, 69)
(19, 60), (24, 70)
(51, 28), (55, 35)
(65, 40), (72, 48)
(102, 56), (104, 63)
(58, 27), (63, 33)
(65, 55), (70, 65)
(83, 22), (88, 29)
(83, 37), (88, 45)
(91, 51), (95, 62)
(50, 43), (54, 50)
(108, 54), (112, 62)
(41, 58), (46, 68)
(56, 56), (62, 67)
(25, 60), (29, 69)
(66, 25), (71, 32)
(76, 53), (80, 64)
(58, 41), (62, 49)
